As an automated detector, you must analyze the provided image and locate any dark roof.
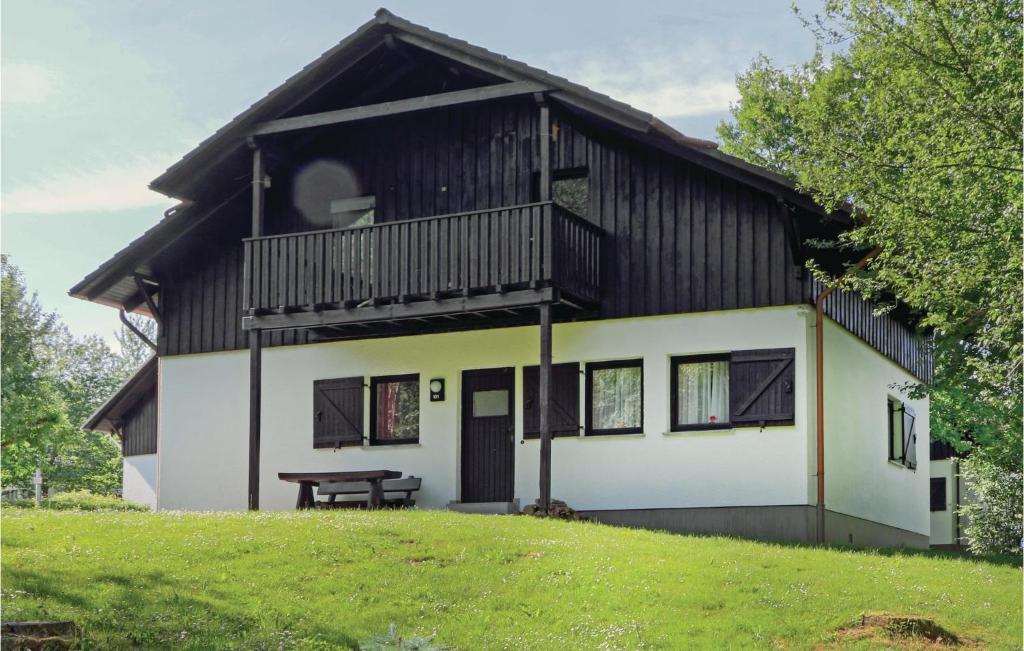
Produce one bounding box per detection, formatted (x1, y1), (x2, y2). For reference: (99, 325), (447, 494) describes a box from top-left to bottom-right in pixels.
(84, 357), (158, 433)
(74, 8), (837, 311)
(148, 8), (789, 200)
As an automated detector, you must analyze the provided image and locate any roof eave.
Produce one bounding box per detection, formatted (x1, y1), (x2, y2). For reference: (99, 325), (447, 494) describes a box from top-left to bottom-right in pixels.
(83, 356), (158, 433)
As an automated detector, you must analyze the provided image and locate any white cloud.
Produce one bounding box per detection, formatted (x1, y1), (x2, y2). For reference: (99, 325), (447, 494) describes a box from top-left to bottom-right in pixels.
(538, 38), (741, 121)
(1, 61), (59, 104)
(608, 80), (738, 120)
(0, 156), (176, 215)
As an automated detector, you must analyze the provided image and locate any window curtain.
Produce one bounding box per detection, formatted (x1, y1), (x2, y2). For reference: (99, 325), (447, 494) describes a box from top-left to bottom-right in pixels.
(376, 380), (419, 440)
(377, 383), (399, 439)
(592, 367), (641, 430)
(677, 361), (729, 425)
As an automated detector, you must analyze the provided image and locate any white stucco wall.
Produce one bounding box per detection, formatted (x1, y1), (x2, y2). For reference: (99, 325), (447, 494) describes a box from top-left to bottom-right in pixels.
(158, 307), (813, 512)
(929, 458), (956, 545)
(159, 351), (250, 510)
(822, 318), (929, 537)
(122, 453), (158, 510)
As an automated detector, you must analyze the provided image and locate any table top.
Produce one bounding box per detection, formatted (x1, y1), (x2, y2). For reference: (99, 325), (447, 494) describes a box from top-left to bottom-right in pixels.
(278, 470), (402, 483)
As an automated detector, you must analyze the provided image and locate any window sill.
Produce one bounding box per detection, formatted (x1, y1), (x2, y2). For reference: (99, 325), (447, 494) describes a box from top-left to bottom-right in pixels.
(366, 442), (422, 449)
(521, 432), (583, 441)
(663, 428), (733, 437)
(582, 431), (646, 439)
(887, 460), (915, 471)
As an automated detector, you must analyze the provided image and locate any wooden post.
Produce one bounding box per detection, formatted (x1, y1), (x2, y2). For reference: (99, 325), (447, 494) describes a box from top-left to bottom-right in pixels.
(538, 302), (552, 510)
(248, 144), (265, 511)
(537, 98), (551, 202)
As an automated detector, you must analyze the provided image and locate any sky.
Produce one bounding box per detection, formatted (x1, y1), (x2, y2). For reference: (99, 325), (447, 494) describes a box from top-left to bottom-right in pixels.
(1, 0), (825, 346)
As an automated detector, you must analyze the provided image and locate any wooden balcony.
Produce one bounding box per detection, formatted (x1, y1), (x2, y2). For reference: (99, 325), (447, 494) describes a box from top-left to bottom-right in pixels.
(241, 202), (602, 332)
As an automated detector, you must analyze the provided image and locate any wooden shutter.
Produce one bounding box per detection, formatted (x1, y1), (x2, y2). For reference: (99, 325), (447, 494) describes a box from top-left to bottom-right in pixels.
(523, 363), (580, 438)
(313, 377), (364, 449)
(902, 404), (917, 469)
(729, 348), (795, 426)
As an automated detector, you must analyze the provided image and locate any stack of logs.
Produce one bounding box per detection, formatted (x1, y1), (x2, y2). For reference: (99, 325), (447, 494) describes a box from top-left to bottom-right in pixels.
(521, 499), (586, 520)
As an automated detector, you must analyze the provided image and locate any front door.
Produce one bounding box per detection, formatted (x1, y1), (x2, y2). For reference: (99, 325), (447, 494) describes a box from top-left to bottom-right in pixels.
(461, 367), (515, 503)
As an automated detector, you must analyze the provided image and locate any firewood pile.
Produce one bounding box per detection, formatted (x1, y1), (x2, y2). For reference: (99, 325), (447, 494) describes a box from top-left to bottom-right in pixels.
(520, 499), (587, 520)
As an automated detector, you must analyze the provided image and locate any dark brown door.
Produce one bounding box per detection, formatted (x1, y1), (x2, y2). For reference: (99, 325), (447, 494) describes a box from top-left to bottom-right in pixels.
(461, 367), (515, 503)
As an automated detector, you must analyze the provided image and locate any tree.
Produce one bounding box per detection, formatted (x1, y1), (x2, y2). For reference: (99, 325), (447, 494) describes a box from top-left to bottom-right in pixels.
(1, 256), (157, 493)
(0, 257), (68, 487)
(959, 453), (1023, 555)
(43, 329), (128, 494)
(718, 0), (1022, 465)
(43, 315), (155, 494)
(115, 313), (156, 372)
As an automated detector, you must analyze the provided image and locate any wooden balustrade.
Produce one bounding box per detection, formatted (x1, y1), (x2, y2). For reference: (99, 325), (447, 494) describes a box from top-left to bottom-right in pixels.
(242, 202), (601, 317)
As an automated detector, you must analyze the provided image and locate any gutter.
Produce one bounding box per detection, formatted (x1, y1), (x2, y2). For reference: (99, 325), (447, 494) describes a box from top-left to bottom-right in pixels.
(814, 246), (882, 543)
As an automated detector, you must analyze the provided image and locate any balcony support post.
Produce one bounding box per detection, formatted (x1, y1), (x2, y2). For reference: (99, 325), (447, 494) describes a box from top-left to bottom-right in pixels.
(538, 301), (553, 511)
(536, 95), (551, 202)
(248, 142), (265, 511)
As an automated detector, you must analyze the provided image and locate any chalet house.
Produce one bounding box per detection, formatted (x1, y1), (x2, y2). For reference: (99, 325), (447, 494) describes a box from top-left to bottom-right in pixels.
(79, 10), (932, 547)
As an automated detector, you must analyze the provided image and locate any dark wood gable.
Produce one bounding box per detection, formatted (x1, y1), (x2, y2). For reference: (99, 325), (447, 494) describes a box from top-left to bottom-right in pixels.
(118, 17), (927, 383)
(121, 393), (158, 456)
(523, 363), (580, 438)
(313, 377), (364, 448)
(729, 348), (796, 427)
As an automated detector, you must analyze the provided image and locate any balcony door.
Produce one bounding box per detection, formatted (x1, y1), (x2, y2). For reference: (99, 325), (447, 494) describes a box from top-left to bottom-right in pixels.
(460, 368), (515, 503)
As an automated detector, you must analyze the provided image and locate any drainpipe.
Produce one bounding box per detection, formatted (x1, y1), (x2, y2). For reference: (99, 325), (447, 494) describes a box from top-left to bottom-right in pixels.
(119, 309), (157, 351)
(814, 246), (881, 543)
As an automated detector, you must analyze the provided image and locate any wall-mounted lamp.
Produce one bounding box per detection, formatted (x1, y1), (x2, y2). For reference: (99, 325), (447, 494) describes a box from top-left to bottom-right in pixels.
(429, 378), (445, 402)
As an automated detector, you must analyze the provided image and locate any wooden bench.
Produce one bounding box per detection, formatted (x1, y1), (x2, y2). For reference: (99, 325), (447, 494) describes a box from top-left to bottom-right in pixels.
(317, 476), (421, 509)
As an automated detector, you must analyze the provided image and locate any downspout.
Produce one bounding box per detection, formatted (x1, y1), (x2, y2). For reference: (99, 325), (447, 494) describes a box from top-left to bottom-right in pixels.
(119, 308), (157, 351)
(814, 246), (881, 543)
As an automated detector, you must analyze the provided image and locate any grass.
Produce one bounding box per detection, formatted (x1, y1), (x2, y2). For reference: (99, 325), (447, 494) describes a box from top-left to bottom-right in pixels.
(1, 509), (1020, 650)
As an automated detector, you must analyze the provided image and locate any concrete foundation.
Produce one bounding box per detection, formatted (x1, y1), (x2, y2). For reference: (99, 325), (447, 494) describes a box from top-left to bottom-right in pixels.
(583, 505), (929, 549)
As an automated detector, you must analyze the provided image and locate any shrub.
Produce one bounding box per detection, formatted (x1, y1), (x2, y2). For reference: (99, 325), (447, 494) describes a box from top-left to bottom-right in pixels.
(41, 490), (148, 512)
(959, 456), (1022, 556)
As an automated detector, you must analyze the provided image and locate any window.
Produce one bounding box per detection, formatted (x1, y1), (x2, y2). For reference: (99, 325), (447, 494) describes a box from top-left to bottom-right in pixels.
(370, 374), (419, 445)
(671, 354), (730, 431)
(552, 168), (588, 218)
(586, 360), (643, 435)
(930, 477), (947, 512)
(523, 363), (581, 439)
(888, 398), (903, 462)
(472, 390), (510, 417)
(330, 195), (375, 229)
(888, 397), (918, 469)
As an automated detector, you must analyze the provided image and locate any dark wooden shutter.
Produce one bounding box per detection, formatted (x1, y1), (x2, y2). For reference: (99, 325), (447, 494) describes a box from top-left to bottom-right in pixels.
(523, 363), (580, 438)
(729, 348), (795, 426)
(313, 377), (364, 449)
(902, 404), (917, 469)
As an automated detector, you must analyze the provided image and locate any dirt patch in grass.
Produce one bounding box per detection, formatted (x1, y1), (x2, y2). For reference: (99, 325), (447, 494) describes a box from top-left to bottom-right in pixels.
(1, 621), (80, 650)
(834, 613), (974, 648)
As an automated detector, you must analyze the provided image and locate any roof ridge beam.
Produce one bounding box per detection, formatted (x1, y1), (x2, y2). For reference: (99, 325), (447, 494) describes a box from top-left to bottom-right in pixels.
(251, 80), (550, 137)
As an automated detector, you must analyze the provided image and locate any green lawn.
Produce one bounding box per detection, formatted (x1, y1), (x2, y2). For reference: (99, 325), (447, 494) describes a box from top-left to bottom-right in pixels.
(1, 509), (1020, 650)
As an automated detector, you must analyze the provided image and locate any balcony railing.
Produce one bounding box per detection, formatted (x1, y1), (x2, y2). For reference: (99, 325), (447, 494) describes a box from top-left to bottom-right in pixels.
(242, 202), (601, 321)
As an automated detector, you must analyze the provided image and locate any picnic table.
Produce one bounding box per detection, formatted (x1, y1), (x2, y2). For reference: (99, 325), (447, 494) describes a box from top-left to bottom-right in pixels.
(278, 470), (402, 509)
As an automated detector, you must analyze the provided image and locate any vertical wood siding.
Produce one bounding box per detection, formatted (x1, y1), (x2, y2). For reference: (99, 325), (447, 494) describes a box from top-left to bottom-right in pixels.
(156, 98), (926, 379)
(121, 392), (158, 456)
(812, 279), (932, 383)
